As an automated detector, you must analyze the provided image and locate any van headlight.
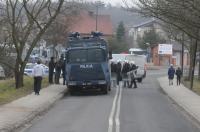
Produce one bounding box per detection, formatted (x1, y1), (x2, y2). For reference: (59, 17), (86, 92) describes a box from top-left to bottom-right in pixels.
(68, 81), (76, 86)
(98, 80), (106, 84)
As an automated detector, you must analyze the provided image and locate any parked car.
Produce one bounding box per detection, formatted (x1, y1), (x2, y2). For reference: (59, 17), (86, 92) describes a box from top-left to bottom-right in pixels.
(24, 63), (49, 76)
(0, 65), (5, 79)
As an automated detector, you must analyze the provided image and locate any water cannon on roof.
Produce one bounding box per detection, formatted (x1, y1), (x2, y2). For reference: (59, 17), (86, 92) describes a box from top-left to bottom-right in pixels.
(91, 31), (103, 38)
(68, 32), (80, 39)
(68, 31), (104, 41)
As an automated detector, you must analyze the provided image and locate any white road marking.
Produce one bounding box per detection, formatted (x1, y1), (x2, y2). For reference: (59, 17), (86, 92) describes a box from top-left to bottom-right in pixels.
(108, 85), (119, 132)
(108, 82), (123, 132)
(115, 85), (122, 132)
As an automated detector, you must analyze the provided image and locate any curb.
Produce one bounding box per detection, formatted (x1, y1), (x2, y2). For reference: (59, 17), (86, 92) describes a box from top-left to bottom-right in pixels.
(1, 88), (68, 132)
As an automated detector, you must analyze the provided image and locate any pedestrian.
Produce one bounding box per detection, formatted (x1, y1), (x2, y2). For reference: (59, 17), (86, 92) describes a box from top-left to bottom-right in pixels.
(55, 55), (64, 84)
(128, 61), (138, 88)
(33, 60), (44, 95)
(175, 67), (182, 85)
(48, 57), (55, 84)
(116, 60), (122, 85)
(168, 64), (175, 85)
(111, 61), (117, 87)
(62, 57), (66, 85)
(121, 60), (130, 87)
(143, 63), (147, 78)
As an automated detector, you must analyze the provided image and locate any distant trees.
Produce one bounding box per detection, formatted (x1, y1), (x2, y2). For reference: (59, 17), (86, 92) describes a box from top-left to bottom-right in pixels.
(116, 21), (125, 42)
(108, 21), (129, 53)
(137, 28), (166, 49)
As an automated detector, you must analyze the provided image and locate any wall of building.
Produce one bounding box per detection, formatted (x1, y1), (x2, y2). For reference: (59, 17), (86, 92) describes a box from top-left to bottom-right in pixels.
(151, 46), (189, 66)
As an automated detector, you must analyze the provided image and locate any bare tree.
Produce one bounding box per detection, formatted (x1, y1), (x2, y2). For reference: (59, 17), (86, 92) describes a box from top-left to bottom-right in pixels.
(0, 0), (69, 88)
(43, 5), (79, 59)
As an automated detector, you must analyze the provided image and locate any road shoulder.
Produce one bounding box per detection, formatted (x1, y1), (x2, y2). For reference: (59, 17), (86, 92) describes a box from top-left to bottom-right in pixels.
(158, 76), (200, 125)
(0, 84), (67, 132)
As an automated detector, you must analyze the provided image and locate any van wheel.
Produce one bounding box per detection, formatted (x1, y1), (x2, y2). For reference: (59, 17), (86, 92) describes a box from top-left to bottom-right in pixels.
(101, 86), (108, 94)
(68, 86), (75, 95)
(108, 86), (111, 91)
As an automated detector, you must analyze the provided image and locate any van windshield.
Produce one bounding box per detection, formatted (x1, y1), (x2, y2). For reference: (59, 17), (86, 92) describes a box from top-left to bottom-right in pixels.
(68, 49), (105, 63)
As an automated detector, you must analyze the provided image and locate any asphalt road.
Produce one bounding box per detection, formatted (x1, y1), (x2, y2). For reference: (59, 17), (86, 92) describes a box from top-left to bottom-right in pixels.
(23, 69), (200, 132)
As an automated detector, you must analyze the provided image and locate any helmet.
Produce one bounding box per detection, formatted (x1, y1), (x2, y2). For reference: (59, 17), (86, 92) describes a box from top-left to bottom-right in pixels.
(125, 60), (128, 63)
(117, 59), (121, 63)
(131, 61), (135, 64)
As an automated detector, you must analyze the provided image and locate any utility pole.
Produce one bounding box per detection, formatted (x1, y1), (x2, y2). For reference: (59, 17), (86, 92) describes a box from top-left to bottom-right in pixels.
(95, 1), (104, 31)
(95, 5), (98, 31)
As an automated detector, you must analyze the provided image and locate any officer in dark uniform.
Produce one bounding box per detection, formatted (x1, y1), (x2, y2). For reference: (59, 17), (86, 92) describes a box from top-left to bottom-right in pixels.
(116, 60), (122, 85)
(55, 55), (64, 84)
(62, 58), (66, 85)
(48, 57), (55, 84)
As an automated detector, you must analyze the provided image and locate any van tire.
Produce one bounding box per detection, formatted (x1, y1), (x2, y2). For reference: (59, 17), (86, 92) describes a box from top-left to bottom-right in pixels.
(68, 86), (75, 95)
(101, 86), (108, 94)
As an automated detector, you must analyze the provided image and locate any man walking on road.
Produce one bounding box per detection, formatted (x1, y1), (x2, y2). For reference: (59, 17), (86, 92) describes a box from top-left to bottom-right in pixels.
(168, 64), (175, 85)
(33, 60), (44, 95)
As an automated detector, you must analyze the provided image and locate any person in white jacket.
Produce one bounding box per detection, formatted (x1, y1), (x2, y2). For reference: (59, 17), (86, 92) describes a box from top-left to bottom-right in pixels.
(33, 60), (44, 95)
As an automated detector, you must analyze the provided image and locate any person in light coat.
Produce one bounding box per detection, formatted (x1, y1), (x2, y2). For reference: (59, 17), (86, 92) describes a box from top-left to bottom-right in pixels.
(128, 61), (138, 88)
(33, 60), (44, 95)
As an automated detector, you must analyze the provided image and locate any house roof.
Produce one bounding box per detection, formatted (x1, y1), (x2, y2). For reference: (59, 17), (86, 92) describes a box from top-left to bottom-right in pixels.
(70, 11), (113, 36)
(133, 19), (156, 28)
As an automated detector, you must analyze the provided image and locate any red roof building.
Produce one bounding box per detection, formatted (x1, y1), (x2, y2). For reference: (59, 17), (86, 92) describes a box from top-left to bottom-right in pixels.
(70, 11), (113, 36)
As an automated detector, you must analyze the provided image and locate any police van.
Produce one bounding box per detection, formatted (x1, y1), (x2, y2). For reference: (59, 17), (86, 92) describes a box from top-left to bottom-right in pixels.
(65, 32), (112, 94)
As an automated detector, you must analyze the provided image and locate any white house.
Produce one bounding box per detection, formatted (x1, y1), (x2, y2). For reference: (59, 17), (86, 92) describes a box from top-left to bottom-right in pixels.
(128, 19), (167, 48)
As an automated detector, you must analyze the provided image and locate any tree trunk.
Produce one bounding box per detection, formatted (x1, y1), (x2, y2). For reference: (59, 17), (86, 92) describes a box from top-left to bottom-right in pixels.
(190, 39), (198, 90)
(187, 43), (194, 81)
(188, 53), (193, 80)
(14, 61), (25, 88)
(198, 44), (200, 80)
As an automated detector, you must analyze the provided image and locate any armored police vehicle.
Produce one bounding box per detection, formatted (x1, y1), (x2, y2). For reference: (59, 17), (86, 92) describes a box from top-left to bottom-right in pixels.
(65, 32), (112, 94)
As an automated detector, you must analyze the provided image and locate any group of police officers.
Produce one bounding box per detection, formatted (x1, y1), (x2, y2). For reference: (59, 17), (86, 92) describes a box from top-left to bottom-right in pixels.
(48, 55), (66, 85)
(111, 60), (138, 88)
(48, 56), (139, 89)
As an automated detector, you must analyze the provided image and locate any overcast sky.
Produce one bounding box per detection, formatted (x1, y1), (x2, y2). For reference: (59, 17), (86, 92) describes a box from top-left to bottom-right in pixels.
(85, 0), (133, 6)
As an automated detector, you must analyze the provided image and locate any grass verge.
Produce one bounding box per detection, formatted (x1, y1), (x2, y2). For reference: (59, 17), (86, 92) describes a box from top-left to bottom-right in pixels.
(182, 78), (200, 95)
(0, 77), (49, 105)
